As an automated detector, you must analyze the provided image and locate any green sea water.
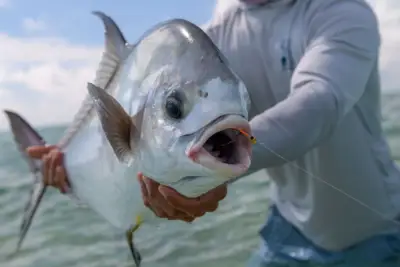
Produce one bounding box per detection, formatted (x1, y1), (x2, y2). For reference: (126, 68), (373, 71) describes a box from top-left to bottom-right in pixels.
(0, 92), (400, 267)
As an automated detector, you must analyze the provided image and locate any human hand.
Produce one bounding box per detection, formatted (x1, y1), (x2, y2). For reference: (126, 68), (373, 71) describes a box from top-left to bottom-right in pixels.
(26, 145), (70, 194)
(138, 173), (227, 223)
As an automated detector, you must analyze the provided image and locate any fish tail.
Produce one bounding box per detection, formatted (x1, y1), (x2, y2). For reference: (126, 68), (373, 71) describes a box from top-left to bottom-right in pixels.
(3, 110), (48, 253)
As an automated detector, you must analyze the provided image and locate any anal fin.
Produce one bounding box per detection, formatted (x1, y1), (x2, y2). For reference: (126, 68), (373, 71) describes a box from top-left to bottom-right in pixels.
(126, 215), (143, 267)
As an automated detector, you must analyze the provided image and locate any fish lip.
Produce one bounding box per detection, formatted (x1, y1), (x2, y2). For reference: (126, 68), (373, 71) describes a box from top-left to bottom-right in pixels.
(185, 114), (252, 177)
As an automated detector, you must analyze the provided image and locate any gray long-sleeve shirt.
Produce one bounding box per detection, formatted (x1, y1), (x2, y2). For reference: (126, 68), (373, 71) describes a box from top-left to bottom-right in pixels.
(204, 0), (400, 250)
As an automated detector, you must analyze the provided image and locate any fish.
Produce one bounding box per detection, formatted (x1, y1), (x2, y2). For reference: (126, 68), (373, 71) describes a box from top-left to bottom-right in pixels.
(4, 11), (253, 266)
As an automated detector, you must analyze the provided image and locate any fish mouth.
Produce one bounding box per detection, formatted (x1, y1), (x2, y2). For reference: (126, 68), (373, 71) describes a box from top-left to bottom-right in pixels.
(186, 115), (252, 177)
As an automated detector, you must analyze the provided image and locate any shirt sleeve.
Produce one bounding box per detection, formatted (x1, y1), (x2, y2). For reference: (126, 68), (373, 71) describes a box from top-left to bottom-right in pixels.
(241, 1), (381, 177)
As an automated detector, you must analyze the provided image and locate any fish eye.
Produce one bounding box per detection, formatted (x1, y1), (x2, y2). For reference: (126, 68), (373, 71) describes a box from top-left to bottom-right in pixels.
(165, 90), (184, 120)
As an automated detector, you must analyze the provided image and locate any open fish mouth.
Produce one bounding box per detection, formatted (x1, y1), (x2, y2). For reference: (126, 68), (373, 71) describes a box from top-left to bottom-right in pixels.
(186, 115), (252, 177)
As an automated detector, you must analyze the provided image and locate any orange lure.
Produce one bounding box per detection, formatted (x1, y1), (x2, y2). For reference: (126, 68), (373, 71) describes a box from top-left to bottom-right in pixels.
(234, 128), (257, 145)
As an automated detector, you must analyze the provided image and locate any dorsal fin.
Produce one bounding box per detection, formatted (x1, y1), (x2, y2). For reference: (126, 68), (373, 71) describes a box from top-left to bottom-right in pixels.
(91, 11), (129, 89)
(58, 11), (133, 148)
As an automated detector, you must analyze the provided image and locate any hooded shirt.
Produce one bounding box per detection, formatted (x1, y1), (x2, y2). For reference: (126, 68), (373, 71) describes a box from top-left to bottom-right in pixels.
(204, 0), (400, 251)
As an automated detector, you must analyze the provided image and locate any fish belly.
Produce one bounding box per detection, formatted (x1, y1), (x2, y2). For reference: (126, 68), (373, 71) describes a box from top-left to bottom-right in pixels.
(61, 117), (147, 231)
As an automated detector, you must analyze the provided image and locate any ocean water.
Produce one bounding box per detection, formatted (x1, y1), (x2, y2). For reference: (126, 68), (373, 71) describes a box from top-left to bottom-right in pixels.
(0, 92), (400, 267)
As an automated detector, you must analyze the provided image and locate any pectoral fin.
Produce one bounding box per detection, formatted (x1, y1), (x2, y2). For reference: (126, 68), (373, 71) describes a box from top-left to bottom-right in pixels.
(87, 83), (138, 164)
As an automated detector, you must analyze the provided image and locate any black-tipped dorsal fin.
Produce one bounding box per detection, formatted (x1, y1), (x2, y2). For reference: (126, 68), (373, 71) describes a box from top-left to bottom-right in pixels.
(58, 11), (133, 148)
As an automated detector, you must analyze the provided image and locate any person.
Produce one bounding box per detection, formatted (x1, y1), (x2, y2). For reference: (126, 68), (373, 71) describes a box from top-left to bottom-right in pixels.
(27, 0), (400, 266)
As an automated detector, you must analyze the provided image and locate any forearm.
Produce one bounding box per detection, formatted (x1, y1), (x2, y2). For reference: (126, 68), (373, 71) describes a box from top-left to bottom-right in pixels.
(226, 0), (379, 185)
(250, 85), (338, 167)
(227, 86), (337, 184)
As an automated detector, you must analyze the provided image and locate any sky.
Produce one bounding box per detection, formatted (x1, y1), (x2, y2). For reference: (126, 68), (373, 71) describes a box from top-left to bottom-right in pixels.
(0, 0), (398, 130)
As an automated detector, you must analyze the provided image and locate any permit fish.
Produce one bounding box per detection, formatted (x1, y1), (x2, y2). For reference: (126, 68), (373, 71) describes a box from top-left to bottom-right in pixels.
(4, 11), (253, 266)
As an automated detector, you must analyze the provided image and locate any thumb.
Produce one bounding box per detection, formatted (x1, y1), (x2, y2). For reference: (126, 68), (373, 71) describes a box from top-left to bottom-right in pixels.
(26, 145), (57, 159)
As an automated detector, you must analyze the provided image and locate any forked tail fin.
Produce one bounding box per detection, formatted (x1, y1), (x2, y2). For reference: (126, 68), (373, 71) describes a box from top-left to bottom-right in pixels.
(3, 110), (47, 253)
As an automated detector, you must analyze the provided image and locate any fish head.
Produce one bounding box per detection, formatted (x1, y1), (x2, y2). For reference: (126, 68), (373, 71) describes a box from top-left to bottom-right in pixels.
(133, 20), (253, 196)
(88, 18), (253, 197)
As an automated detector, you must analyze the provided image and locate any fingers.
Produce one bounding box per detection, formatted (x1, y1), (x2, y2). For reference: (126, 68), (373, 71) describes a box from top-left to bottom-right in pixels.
(42, 153), (51, 186)
(138, 174), (165, 217)
(143, 176), (159, 199)
(56, 166), (69, 194)
(138, 174), (228, 222)
(26, 145), (57, 159)
(138, 173), (149, 206)
(50, 151), (70, 194)
(48, 149), (59, 186)
(137, 174), (195, 222)
(37, 147), (70, 194)
(198, 184), (227, 212)
(158, 184), (227, 217)
(141, 175), (176, 217)
(160, 188), (207, 217)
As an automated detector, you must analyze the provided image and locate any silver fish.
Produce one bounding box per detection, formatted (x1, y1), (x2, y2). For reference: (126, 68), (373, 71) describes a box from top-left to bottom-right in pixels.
(4, 11), (252, 266)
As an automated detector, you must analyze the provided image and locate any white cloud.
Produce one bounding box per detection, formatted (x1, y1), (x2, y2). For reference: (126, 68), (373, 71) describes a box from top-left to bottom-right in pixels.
(22, 18), (47, 32)
(0, 0), (400, 131)
(0, 34), (102, 129)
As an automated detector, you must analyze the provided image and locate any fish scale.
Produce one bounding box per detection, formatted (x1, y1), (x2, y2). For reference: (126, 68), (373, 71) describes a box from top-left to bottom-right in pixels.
(4, 11), (253, 266)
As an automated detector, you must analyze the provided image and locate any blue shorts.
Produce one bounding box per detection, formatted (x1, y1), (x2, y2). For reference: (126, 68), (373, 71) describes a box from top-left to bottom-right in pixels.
(247, 206), (400, 267)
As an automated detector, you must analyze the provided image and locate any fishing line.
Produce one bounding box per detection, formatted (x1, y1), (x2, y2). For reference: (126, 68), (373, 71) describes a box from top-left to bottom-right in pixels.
(222, 128), (400, 228)
(254, 139), (400, 228)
